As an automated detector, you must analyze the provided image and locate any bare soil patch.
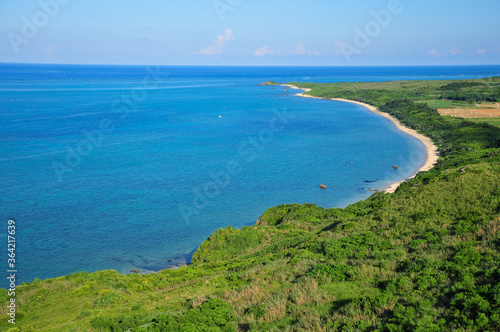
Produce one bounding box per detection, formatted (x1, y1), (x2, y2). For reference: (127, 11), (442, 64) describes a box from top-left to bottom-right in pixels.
(438, 107), (500, 118)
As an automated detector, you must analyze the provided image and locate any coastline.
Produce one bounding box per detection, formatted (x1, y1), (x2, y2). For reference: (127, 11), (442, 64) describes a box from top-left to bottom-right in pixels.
(283, 84), (440, 193)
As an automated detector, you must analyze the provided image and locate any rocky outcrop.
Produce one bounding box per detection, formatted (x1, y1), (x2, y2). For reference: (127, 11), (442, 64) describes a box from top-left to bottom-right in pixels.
(258, 81), (280, 86)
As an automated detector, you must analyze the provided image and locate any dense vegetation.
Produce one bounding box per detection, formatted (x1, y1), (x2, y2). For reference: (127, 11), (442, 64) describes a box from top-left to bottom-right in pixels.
(290, 77), (500, 106)
(292, 77), (500, 129)
(2, 78), (500, 331)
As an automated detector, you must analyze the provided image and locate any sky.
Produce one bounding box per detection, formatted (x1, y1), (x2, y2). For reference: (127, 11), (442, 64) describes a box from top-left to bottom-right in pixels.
(0, 0), (499, 66)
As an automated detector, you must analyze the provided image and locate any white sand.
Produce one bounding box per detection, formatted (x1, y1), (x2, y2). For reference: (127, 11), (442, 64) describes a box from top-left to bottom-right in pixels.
(283, 84), (440, 193)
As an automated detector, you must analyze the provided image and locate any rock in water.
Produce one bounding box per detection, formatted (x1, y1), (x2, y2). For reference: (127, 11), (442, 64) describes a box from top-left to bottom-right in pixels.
(319, 184), (327, 189)
(258, 81), (280, 86)
(393, 165), (399, 169)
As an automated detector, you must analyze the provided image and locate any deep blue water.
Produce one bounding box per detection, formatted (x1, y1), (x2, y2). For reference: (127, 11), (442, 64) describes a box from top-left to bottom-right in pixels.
(1, 64), (499, 287)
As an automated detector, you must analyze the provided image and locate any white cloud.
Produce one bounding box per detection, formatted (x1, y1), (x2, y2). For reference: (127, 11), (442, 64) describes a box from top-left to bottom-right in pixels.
(427, 48), (438, 56)
(477, 48), (487, 55)
(201, 45), (218, 55)
(295, 43), (312, 55)
(200, 29), (234, 55)
(427, 47), (461, 57)
(254, 45), (274, 56)
(295, 43), (319, 56)
(427, 48), (445, 57)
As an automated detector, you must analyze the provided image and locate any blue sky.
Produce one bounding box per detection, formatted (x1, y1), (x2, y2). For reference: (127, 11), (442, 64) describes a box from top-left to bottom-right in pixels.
(0, 0), (499, 66)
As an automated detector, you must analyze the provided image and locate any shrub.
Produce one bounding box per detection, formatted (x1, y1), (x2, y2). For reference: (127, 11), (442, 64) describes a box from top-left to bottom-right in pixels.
(307, 264), (355, 282)
(142, 299), (236, 331)
(245, 304), (267, 318)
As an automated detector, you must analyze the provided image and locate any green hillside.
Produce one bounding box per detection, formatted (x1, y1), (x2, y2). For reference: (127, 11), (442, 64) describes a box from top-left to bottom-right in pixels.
(2, 78), (500, 331)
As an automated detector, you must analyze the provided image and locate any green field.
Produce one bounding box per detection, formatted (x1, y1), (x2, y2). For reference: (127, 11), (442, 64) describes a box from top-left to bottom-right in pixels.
(2, 77), (500, 331)
(467, 117), (500, 128)
(416, 100), (488, 109)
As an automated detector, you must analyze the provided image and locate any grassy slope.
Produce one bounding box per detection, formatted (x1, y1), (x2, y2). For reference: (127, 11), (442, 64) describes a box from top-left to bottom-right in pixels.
(2, 78), (500, 332)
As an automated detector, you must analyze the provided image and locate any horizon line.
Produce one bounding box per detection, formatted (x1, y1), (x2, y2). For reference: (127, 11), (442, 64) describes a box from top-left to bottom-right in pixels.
(2, 62), (500, 68)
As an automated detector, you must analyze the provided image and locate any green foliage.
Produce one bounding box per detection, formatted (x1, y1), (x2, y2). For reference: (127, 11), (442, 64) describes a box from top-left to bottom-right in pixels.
(439, 81), (483, 90)
(139, 299), (236, 331)
(89, 299), (236, 331)
(257, 203), (349, 226)
(193, 226), (267, 263)
(290, 77), (500, 106)
(307, 264), (355, 282)
(245, 304), (267, 318)
(93, 290), (124, 308)
(90, 314), (146, 331)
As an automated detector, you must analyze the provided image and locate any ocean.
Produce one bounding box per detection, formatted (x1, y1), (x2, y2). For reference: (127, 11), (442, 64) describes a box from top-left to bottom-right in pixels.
(1, 64), (499, 287)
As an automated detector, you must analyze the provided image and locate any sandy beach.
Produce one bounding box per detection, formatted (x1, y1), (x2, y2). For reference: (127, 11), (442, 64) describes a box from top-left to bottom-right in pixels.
(283, 84), (440, 193)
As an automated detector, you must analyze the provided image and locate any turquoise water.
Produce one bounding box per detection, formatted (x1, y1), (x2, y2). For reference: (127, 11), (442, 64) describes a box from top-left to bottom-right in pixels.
(1, 64), (499, 287)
